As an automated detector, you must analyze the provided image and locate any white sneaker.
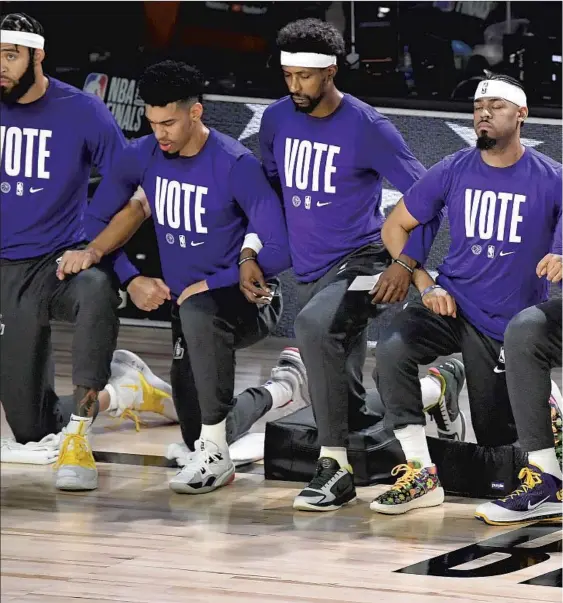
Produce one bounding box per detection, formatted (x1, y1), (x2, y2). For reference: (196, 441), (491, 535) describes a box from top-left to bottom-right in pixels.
(267, 347), (310, 408)
(55, 416), (98, 491)
(166, 432), (265, 469)
(169, 439), (235, 494)
(106, 350), (177, 429)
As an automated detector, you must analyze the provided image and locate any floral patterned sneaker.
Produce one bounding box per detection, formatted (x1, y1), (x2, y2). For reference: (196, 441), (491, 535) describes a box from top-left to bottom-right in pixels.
(370, 461), (444, 515)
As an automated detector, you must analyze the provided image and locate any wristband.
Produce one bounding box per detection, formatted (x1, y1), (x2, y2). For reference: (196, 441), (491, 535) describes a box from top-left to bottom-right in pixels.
(421, 284), (443, 298)
(393, 258), (414, 275)
(238, 256), (257, 267)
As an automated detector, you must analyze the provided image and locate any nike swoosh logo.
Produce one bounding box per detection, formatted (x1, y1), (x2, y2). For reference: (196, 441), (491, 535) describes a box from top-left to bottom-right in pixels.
(528, 496), (550, 510)
(493, 367), (505, 373)
(499, 251), (515, 257)
(317, 202), (332, 207)
(30, 188), (44, 193)
(191, 241), (204, 247)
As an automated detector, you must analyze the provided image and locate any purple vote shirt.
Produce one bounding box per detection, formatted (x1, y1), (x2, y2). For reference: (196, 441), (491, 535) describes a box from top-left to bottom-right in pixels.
(259, 93), (442, 282)
(403, 147), (562, 339)
(85, 129), (290, 298)
(0, 77), (128, 267)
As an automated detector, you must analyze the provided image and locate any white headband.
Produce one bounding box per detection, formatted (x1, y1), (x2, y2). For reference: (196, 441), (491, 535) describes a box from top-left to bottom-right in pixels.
(1, 30), (45, 49)
(280, 51), (336, 69)
(474, 79), (527, 108)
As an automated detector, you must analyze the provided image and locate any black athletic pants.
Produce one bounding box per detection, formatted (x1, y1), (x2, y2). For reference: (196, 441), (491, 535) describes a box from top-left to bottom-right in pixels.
(169, 281), (282, 450)
(0, 248), (120, 444)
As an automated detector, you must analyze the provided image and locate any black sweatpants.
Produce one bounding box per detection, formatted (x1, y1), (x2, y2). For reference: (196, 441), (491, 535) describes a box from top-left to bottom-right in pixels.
(504, 298), (562, 452)
(294, 243), (392, 447)
(0, 248), (120, 444)
(375, 298), (517, 447)
(170, 281), (282, 451)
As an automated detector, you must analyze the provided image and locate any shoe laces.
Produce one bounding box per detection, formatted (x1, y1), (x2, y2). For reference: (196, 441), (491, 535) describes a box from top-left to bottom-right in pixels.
(110, 408), (146, 432)
(309, 463), (340, 489)
(194, 440), (225, 470)
(390, 464), (419, 490)
(54, 433), (95, 469)
(503, 467), (542, 501)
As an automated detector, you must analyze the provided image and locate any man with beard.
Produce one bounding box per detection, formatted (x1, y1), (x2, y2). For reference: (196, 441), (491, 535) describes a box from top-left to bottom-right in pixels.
(255, 18), (449, 512)
(370, 73), (562, 517)
(64, 59), (299, 495)
(0, 13), (179, 487)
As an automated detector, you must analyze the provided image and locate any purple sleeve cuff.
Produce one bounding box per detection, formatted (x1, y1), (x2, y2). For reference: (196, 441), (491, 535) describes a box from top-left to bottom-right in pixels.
(112, 251), (140, 286)
(206, 265), (240, 291)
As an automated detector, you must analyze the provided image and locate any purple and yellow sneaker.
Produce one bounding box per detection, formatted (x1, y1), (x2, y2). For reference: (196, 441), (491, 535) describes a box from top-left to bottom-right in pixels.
(475, 464), (562, 525)
(370, 461), (444, 515)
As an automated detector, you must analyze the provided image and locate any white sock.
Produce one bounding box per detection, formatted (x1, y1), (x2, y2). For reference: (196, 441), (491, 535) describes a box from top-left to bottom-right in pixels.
(529, 448), (563, 479)
(421, 375), (442, 410)
(104, 384), (118, 413)
(200, 419), (228, 449)
(394, 424), (433, 468)
(263, 380), (292, 409)
(320, 446), (349, 468)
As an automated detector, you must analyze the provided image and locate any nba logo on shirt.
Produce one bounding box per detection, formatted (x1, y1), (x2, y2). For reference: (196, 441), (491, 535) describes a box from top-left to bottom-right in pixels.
(487, 245), (495, 258)
(179, 235), (186, 248)
(83, 73), (109, 101)
(305, 195), (312, 210)
(16, 182), (24, 196)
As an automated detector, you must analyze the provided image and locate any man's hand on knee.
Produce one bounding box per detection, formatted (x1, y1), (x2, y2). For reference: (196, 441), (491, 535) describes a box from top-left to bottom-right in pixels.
(56, 247), (103, 280)
(370, 260), (413, 304)
(127, 276), (171, 311)
(422, 285), (457, 317)
(537, 253), (562, 283)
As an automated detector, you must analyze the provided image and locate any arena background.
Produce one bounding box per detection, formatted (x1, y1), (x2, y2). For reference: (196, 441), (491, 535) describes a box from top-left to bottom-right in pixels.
(80, 70), (563, 340)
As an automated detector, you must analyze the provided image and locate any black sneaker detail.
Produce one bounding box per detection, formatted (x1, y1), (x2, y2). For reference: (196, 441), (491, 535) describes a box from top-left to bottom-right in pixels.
(294, 457), (356, 511)
(426, 358), (465, 435)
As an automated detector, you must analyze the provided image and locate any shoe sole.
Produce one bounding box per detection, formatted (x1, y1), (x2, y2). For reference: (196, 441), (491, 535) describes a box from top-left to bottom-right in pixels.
(169, 467), (236, 495)
(370, 487), (445, 514)
(475, 510), (563, 526)
(56, 477), (98, 491)
(437, 410), (467, 442)
(293, 492), (357, 512)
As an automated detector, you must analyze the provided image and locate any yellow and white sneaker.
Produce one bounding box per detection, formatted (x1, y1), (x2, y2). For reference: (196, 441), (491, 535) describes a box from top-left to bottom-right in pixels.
(106, 350), (177, 430)
(55, 416), (97, 491)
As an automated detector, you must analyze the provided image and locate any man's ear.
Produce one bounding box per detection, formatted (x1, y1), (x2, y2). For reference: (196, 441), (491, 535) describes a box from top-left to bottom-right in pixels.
(34, 48), (45, 66)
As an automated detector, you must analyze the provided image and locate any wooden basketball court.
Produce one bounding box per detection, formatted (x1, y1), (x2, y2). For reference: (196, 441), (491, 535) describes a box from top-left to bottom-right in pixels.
(1, 324), (561, 602)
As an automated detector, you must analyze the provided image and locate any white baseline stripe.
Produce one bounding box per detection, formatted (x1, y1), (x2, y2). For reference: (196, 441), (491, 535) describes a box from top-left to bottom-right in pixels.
(203, 93), (562, 125)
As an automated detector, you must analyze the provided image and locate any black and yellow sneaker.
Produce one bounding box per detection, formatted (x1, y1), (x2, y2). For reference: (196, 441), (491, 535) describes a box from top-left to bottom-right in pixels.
(293, 457), (356, 512)
(425, 358), (466, 441)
